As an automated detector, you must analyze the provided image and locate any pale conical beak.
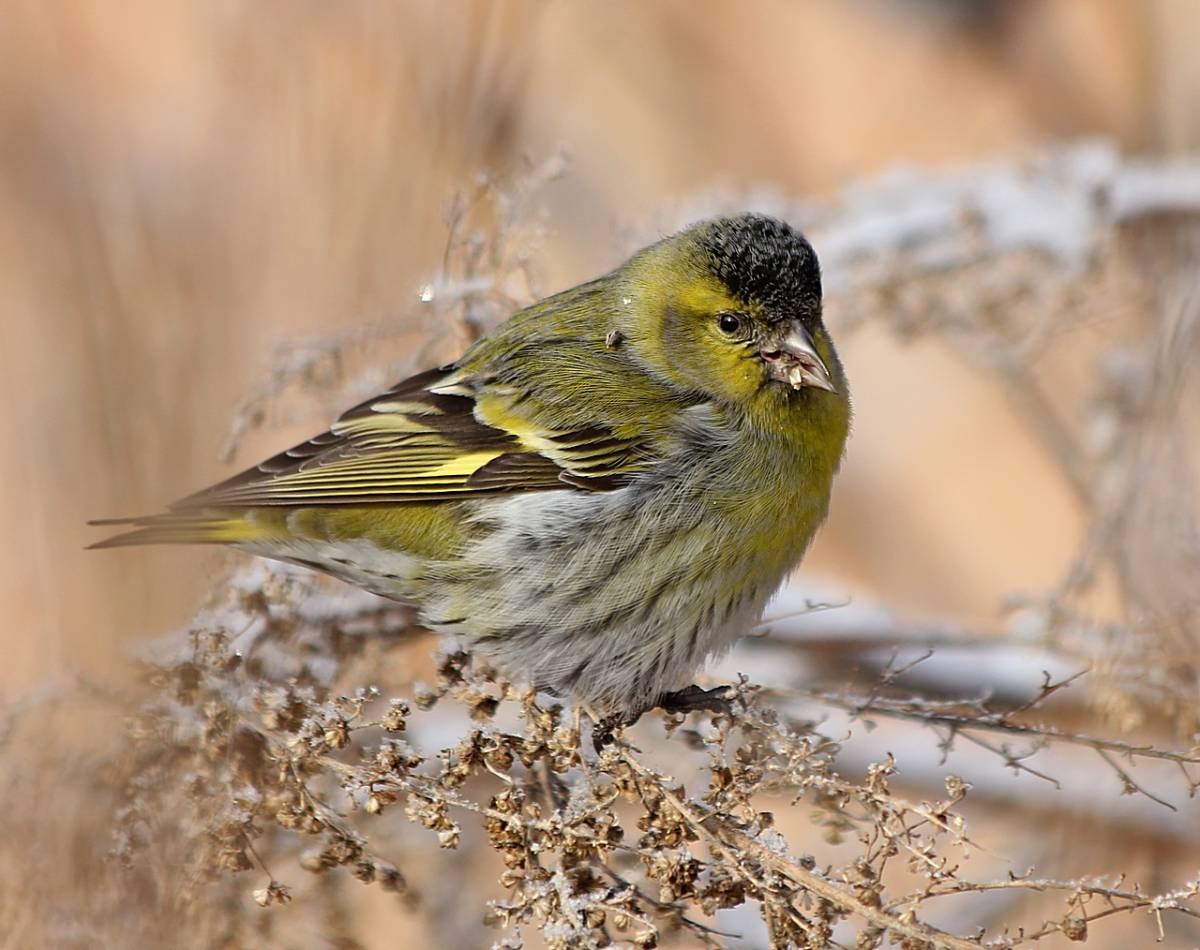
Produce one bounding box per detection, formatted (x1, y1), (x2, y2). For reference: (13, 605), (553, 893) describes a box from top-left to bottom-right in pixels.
(761, 322), (836, 392)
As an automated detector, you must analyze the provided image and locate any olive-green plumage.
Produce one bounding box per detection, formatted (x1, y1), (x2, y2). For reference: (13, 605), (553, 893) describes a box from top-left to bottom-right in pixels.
(92, 215), (851, 717)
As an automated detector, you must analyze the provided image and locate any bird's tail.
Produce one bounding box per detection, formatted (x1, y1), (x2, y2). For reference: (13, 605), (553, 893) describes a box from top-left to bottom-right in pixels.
(87, 511), (267, 549)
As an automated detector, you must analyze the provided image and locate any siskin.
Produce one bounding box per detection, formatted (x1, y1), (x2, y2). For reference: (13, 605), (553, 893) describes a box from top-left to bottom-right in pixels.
(93, 214), (851, 731)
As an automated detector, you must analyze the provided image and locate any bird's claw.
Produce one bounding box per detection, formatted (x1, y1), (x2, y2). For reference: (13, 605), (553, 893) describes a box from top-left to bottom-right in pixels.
(590, 684), (736, 752)
(592, 712), (634, 753)
(658, 684), (735, 717)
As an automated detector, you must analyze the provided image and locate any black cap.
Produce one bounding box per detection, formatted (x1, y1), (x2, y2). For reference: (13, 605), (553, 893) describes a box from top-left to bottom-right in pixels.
(697, 214), (822, 317)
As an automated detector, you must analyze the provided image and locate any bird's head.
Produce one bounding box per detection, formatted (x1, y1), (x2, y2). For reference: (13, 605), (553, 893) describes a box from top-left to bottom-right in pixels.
(615, 214), (845, 415)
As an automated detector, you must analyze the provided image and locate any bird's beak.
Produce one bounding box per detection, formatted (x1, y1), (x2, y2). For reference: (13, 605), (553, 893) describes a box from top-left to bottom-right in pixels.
(760, 321), (836, 392)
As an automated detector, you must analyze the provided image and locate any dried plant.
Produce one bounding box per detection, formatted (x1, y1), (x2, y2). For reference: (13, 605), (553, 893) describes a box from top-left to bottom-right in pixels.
(8, 146), (1200, 948)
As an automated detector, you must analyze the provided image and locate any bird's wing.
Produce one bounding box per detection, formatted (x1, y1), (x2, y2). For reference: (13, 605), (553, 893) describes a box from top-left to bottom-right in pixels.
(174, 365), (651, 509)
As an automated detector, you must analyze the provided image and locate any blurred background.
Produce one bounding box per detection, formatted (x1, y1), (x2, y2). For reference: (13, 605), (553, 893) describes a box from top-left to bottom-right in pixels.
(2, 2), (1199, 947)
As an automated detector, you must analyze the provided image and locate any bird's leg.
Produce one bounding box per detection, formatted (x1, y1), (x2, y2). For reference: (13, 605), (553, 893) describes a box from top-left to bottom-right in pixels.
(657, 684), (735, 717)
(590, 685), (736, 751)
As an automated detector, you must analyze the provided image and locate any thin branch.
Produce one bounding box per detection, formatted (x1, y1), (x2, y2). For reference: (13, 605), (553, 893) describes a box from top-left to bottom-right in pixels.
(774, 687), (1200, 768)
(621, 753), (983, 950)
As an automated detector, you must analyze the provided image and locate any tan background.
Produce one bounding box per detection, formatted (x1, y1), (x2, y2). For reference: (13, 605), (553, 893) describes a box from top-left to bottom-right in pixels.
(2, 3), (1199, 948)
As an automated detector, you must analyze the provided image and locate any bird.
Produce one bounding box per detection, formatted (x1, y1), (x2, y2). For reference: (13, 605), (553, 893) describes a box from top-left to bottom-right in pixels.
(92, 213), (851, 735)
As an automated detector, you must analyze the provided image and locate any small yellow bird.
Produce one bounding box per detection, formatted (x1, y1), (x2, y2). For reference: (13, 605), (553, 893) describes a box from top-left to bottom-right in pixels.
(93, 214), (850, 730)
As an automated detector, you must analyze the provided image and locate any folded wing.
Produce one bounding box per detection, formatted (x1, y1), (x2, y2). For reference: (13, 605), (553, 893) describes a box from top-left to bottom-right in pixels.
(171, 365), (648, 509)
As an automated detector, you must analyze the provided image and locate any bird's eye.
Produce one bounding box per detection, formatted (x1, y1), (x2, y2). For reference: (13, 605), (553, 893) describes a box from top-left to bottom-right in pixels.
(717, 312), (743, 335)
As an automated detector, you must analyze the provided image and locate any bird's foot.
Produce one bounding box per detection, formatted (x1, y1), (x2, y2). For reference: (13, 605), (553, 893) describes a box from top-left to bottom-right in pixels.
(590, 684), (737, 752)
(592, 712), (631, 753)
(658, 683), (735, 717)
